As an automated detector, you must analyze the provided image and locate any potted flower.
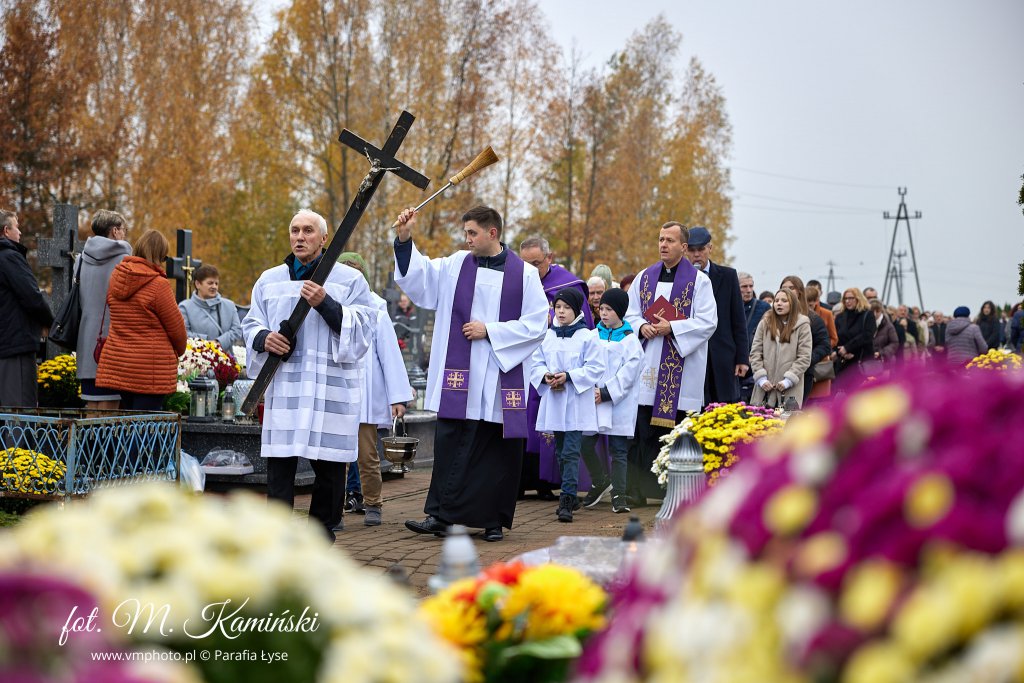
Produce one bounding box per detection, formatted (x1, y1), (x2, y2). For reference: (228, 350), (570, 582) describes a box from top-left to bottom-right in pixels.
(36, 353), (82, 409)
(420, 561), (606, 683)
(966, 348), (1022, 371)
(0, 483), (463, 683)
(577, 369), (1024, 683)
(652, 402), (784, 487)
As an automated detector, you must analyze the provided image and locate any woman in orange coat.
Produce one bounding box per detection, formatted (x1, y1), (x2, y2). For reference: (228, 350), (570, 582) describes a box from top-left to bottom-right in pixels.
(96, 230), (187, 410)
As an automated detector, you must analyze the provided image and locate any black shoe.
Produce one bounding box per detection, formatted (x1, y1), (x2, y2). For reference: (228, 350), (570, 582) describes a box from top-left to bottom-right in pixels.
(537, 489), (558, 501)
(624, 493), (646, 508)
(344, 491), (364, 514)
(557, 494), (574, 522)
(482, 527), (503, 542)
(612, 495), (631, 513)
(582, 481), (612, 508)
(405, 515), (448, 536)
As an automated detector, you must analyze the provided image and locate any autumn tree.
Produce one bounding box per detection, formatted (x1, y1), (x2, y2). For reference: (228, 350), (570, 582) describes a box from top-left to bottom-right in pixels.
(0, 0), (98, 237)
(528, 14), (733, 281)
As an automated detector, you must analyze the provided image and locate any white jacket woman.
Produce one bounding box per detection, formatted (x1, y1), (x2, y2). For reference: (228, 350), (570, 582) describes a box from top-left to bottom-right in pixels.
(750, 288), (813, 408)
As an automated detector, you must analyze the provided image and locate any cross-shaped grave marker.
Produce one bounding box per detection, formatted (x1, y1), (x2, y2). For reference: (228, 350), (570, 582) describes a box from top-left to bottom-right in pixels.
(37, 203), (85, 358)
(240, 110), (430, 415)
(165, 229), (202, 303)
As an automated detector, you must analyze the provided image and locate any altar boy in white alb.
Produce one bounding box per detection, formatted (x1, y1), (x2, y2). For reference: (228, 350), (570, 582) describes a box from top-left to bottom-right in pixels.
(530, 288), (605, 524)
(624, 221), (717, 503)
(579, 288), (645, 514)
(243, 210), (374, 542)
(394, 205), (548, 542)
(337, 251), (413, 528)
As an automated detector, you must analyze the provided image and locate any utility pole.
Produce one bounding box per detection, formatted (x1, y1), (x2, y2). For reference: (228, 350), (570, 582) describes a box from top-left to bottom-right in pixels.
(881, 188), (924, 310)
(891, 250), (908, 304)
(825, 260), (838, 294)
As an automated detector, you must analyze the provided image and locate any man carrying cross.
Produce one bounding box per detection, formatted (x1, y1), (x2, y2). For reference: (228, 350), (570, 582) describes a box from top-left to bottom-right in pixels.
(395, 205), (548, 542)
(242, 209), (374, 542)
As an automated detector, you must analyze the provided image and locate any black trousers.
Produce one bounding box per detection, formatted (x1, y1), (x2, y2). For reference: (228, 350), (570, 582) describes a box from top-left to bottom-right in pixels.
(425, 418), (523, 530)
(0, 353), (37, 407)
(626, 404), (687, 500)
(267, 457), (345, 538)
(119, 391), (166, 411)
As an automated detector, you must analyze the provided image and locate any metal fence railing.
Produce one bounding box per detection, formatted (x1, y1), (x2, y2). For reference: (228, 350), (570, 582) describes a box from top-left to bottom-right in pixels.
(0, 409), (180, 501)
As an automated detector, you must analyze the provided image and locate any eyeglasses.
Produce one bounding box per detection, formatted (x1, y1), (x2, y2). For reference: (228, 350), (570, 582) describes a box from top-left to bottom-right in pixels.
(843, 296), (856, 300)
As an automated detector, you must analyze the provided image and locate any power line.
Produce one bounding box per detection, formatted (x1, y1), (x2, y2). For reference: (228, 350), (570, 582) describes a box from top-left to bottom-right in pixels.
(731, 166), (895, 190)
(733, 191), (882, 212)
(734, 203), (875, 215)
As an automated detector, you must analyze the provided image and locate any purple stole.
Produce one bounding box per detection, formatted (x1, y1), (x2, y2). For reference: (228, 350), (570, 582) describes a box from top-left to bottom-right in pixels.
(438, 250), (529, 438)
(637, 260), (698, 427)
(542, 265), (593, 328)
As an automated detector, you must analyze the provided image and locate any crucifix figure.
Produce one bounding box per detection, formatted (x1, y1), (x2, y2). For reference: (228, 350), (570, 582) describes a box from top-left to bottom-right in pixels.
(240, 110), (430, 416)
(165, 229), (202, 303)
(37, 203), (85, 358)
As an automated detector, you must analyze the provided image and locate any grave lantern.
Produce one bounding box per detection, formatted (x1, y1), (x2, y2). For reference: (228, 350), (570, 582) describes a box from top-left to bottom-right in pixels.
(188, 371), (219, 422)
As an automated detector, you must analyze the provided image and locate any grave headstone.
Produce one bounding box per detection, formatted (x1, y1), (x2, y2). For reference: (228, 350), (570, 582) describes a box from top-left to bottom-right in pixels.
(37, 203), (84, 358)
(166, 229), (201, 303)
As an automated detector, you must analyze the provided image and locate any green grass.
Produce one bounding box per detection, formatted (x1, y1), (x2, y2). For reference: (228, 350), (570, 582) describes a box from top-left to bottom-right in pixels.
(0, 510), (22, 528)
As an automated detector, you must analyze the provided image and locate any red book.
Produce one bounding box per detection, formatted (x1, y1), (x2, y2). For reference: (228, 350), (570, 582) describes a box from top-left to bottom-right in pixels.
(643, 295), (686, 323)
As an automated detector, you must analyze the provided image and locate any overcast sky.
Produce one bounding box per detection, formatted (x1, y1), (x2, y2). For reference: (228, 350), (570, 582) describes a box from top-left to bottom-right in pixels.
(538, 0), (1024, 314)
(256, 0), (1023, 314)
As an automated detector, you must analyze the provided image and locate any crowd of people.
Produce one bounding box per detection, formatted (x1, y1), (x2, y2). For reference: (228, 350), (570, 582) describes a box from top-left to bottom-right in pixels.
(0, 209), (243, 411)
(2, 204), (1023, 545)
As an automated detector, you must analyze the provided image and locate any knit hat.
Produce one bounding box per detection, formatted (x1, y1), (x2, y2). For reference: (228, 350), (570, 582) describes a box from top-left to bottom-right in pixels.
(337, 251), (367, 273)
(600, 288), (629, 321)
(953, 306), (970, 318)
(553, 287), (584, 317)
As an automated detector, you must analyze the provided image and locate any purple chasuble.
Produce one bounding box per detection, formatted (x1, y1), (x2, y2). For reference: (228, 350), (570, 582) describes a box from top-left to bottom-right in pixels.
(636, 260), (698, 427)
(542, 265), (593, 328)
(438, 250), (529, 438)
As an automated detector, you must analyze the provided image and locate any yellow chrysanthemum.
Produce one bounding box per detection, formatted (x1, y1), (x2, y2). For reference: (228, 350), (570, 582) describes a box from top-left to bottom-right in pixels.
(905, 473), (954, 528)
(842, 641), (915, 683)
(419, 590), (488, 649)
(499, 565), (606, 641)
(764, 484), (817, 536)
(840, 560), (903, 631)
(794, 532), (848, 577)
(845, 386), (910, 436)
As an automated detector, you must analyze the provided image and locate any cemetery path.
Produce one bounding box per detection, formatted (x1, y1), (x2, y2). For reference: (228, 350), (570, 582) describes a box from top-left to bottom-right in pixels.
(295, 466), (658, 597)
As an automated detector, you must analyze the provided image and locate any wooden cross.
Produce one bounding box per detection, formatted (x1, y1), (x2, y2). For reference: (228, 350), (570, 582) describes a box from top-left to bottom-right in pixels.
(37, 204), (85, 359)
(240, 111), (430, 416)
(165, 229), (202, 303)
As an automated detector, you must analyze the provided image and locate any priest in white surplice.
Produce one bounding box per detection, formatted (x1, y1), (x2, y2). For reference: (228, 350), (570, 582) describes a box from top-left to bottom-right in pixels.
(394, 205), (548, 542)
(624, 221), (717, 504)
(243, 210), (374, 542)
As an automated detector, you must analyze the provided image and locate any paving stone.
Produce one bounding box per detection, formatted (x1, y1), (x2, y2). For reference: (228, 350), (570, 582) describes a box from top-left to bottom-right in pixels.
(296, 467), (658, 597)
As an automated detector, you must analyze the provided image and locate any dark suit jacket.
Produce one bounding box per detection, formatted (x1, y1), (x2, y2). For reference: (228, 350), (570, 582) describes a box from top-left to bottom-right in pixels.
(704, 261), (749, 404)
(743, 298), (770, 352)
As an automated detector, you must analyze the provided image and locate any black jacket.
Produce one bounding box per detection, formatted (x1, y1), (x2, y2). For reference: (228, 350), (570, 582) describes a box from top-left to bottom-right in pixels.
(704, 262), (749, 404)
(0, 238), (54, 358)
(835, 308), (877, 370)
(977, 317), (1001, 350)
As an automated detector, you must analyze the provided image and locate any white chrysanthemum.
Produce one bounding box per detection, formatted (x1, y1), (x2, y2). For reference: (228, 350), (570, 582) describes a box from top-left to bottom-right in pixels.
(919, 624), (1024, 683)
(775, 586), (832, 654)
(697, 465), (757, 531)
(1006, 489), (1024, 547)
(787, 445), (835, 486)
(1, 482), (462, 683)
